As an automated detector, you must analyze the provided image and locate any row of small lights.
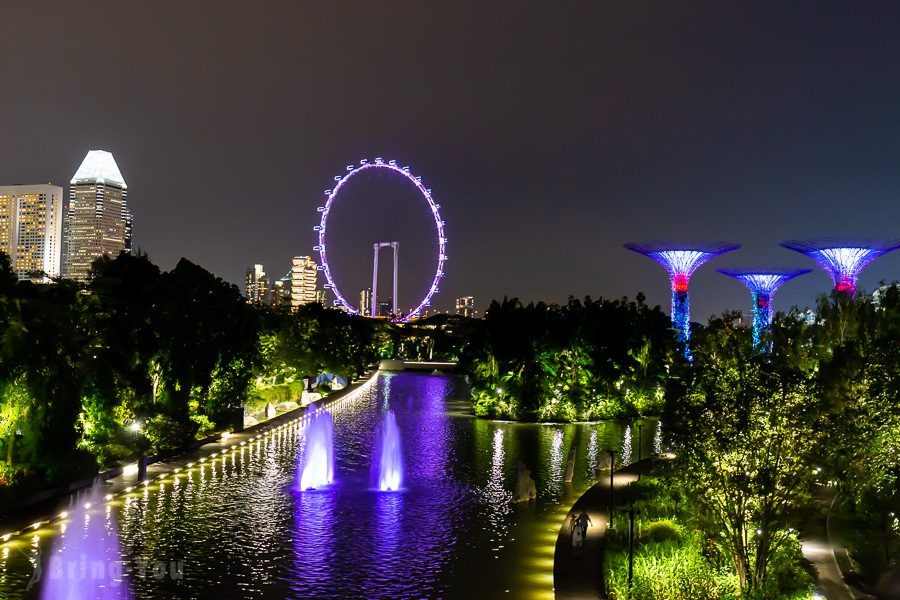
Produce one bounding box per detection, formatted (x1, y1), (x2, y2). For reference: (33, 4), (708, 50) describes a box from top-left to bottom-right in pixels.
(0, 371), (379, 545)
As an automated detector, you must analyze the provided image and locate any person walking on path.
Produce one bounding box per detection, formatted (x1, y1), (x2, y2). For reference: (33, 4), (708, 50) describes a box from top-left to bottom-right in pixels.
(576, 511), (592, 538)
(570, 511), (593, 549)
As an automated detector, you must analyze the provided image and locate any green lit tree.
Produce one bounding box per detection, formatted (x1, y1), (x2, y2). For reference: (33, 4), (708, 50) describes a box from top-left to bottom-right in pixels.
(669, 323), (823, 592)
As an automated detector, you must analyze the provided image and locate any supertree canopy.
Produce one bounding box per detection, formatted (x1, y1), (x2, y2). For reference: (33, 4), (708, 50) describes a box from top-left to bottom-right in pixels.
(624, 242), (740, 350)
(717, 268), (811, 349)
(781, 239), (900, 296)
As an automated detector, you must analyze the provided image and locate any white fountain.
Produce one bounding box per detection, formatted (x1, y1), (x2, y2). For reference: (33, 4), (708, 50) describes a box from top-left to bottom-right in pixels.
(298, 407), (335, 490)
(374, 411), (403, 492)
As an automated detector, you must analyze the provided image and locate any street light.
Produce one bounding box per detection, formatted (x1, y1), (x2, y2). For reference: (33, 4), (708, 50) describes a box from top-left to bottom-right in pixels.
(128, 420), (147, 482)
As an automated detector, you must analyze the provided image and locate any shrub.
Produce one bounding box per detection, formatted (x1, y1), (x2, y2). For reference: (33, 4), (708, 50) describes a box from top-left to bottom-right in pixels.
(646, 519), (682, 542)
(606, 533), (739, 600)
(144, 415), (196, 454)
(0, 463), (26, 487)
(190, 414), (217, 439)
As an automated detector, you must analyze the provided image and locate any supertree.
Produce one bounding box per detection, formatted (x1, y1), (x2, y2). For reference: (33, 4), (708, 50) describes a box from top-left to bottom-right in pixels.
(781, 239), (900, 296)
(624, 242), (740, 351)
(717, 268), (811, 349)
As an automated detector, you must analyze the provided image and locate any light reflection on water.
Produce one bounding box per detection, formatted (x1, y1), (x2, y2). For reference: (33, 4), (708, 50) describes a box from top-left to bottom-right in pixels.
(622, 425), (633, 465)
(0, 372), (658, 599)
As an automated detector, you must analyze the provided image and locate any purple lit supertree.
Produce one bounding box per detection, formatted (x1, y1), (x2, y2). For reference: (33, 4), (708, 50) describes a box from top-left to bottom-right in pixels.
(717, 268), (811, 349)
(624, 242), (740, 353)
(780, 239), (900, 296)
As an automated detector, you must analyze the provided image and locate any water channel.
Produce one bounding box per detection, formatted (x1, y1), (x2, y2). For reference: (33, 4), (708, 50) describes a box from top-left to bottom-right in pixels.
(0, 371), (658, 599)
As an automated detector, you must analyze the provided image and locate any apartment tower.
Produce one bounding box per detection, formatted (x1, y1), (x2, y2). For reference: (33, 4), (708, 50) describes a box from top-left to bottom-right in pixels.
(0, 184), (64, 280)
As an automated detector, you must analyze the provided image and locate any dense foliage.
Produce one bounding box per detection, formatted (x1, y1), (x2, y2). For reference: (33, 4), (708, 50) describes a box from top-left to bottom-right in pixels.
(0, 252), (262, 486)
(650, 285), (900, 596)
(604, 478), (812, 600)
(460, 295), (675, 421)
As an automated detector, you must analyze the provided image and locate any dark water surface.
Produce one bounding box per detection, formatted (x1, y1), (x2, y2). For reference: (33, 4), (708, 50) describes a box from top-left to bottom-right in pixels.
(0, 372), (659, 599)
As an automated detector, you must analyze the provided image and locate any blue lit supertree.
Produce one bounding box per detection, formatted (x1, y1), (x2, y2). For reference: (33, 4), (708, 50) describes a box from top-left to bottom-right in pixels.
(624, 242), (740, 354)
(717, 268), (811, 350)
(781, 239), (900, 296)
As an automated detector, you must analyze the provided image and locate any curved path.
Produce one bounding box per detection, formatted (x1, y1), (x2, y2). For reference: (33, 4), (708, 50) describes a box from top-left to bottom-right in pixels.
(552, 457), (873, 600)
(552, 458), (652, 599)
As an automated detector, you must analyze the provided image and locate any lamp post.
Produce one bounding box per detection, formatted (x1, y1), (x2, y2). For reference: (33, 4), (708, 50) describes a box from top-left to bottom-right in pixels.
(129, 421), (147, 483)
(627, 508), (638, 590)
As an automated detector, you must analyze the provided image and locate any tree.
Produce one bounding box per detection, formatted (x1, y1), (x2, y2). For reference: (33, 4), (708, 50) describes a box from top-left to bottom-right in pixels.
(461, 295), (674, 421)
(669, 324), (823, 592)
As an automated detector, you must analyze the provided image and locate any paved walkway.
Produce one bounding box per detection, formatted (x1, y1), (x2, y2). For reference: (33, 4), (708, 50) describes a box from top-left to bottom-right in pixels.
(0, 371), (378, 542)
(552, 459), (653, 600)
(552, 462), (876, 600)
(801, 487), (876, 600)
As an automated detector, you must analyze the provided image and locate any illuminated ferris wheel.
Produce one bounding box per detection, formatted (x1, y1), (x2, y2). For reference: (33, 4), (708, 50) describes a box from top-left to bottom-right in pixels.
(313, 158), (447, 322)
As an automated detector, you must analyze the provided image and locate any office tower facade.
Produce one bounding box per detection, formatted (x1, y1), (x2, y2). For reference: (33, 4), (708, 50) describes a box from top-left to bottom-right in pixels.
(63, 150), (130, 281)
(245, 264), (270, 304)
(359, 288), (372, 315)
(0, 184), (64, 281)
(455, 296), (476, 318)
(290, 256), (318, 308)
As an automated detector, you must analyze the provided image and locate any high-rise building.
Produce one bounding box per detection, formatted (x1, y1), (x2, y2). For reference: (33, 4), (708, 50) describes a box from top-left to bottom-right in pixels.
(315, 289), (327, 305)
(273, 277), (290, 306)
(290, 256), (318, 308)
(359, 288), (372, 315)
(456, 296), (476, 318)
(245, 264), (270, 304)
(377, 298), (393, 317)
(63, 150), (130, 281)
(0, 184), (64, 281)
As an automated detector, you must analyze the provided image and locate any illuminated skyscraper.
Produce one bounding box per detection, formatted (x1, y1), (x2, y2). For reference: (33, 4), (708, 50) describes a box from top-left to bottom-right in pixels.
(359, 288), (372, 315)
(625, 241), (740, 354)
(63, 151), (131, 281)
(245, 264), (270, 304)
(717, 268), (810, 349)
(0, 184), (64, 281)
(456, 296), (475, 318)
(290, 256), (318, 308)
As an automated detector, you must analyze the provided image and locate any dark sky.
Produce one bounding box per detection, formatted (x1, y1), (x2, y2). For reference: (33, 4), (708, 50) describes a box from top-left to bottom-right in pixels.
(4, 2), (900, 319)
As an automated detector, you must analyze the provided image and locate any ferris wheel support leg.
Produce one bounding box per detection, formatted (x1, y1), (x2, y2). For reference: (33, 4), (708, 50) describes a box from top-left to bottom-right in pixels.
(372, 243), (380, 317)
(392, 242), (399, 317)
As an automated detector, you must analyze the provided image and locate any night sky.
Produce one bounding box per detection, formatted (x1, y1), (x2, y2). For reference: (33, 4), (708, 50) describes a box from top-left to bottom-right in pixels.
(4, 2), (900, 319)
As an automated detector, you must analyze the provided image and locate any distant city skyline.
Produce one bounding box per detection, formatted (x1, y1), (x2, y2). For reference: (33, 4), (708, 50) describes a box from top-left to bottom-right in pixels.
(3, 3), (900, 318)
